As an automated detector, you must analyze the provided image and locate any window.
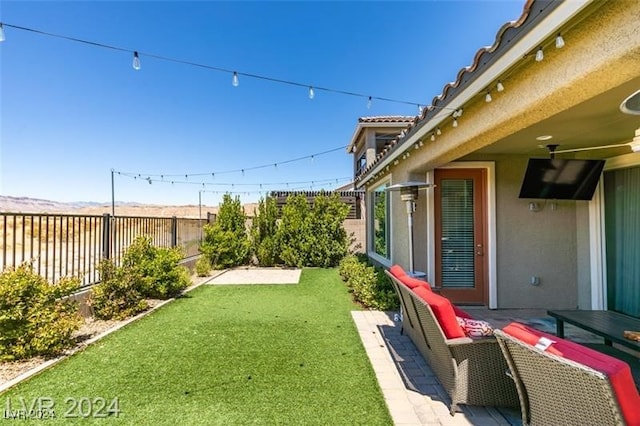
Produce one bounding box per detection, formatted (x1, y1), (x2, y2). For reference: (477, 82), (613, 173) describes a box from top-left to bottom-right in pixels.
(370, 182), (390, 258)
(356, 153), (367, 177)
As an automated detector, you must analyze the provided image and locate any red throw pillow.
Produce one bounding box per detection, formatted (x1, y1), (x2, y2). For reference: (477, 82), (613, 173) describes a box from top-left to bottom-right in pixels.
(389, 264), (407, 278)
(412, 286), (466, 339)
(398, 274), (431, 291)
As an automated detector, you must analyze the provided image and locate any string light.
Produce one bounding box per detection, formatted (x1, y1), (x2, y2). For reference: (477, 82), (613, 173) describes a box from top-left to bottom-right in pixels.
(496, 81), (504, 92)
(436, 127), (442, 136)
(133, 51), (141, 70)
(430, 133), (435, 142)
(0, 22), (454, 112)
(367, 96), (372, 109)
(452, 117), (458, 128)
(308, 86), (315, 99)
(485, 91), (492, 103)
(0, 24), (5, 42)
(535, 47), (544, 62)
(555, 34), (565, 49)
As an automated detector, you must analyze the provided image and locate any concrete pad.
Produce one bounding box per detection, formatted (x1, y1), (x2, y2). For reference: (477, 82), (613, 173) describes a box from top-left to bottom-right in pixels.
(206, 267), (302, 285)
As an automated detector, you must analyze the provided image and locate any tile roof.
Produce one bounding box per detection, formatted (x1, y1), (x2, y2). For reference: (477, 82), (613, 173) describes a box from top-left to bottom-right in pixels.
(356, 0), (539, 182)
(357, 116), (416, 124)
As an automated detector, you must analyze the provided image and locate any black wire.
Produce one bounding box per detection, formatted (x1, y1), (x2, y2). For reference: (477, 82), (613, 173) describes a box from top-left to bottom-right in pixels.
(1, 22), (433, 109)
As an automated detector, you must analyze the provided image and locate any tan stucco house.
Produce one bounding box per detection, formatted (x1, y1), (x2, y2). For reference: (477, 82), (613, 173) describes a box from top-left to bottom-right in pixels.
(348, 0), (640, 315)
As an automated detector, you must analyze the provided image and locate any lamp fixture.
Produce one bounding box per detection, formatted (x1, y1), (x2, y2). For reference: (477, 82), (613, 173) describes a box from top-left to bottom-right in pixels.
(387, 181), (434, 278)
(496, 81), (505, 92)
(536, 135), (553, 141)
(132, 51), (141, 70)
(555, 34), (565, 49)
(535, 47), (544, 62)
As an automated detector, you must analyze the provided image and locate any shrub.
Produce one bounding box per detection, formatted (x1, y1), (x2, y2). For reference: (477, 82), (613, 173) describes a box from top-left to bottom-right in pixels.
(276, 193), (351, 268)
(201, 194), (251, 269)
(251, 196), (280, 266)
(122, 236), (190, 299)
(338, 255), (398, 310)
(195, 255), (211, 277)
(90, 259), (148, 320)
(0, 263), (82, 361)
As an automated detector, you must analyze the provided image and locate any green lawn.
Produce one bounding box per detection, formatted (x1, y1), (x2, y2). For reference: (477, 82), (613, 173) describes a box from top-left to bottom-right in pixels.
(1, 269), (392, 425)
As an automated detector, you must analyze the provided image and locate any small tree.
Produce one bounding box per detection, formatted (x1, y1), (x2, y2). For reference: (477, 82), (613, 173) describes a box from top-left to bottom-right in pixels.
(276, 194), (310, 267)
(201, 194), (251, 269)
(251, 196), (280, 266)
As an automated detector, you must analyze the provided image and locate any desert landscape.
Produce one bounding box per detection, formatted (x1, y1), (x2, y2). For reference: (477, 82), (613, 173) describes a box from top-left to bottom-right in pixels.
(0, 195), (259, 218)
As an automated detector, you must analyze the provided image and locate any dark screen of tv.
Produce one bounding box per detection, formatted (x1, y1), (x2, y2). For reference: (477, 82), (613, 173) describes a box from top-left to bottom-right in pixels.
(518, 158), (605, 200)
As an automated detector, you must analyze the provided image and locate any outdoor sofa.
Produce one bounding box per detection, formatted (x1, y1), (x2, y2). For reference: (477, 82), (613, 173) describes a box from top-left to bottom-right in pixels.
(386, 266), (519, 415)
(495, 322), (640, 426)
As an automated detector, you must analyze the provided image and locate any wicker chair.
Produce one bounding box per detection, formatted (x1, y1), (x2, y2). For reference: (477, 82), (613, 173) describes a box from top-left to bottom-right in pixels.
(494, 323), (640, 426)
(385, 269), (519, 415)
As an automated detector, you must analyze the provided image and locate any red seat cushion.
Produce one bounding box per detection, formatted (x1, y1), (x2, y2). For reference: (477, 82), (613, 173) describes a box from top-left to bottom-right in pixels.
(412, 286), (466, 339)
(503, 322), (640, 425)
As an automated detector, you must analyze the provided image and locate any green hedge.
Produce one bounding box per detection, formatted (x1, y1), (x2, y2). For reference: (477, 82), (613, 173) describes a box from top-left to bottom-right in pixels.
(338, 255), (398, 310)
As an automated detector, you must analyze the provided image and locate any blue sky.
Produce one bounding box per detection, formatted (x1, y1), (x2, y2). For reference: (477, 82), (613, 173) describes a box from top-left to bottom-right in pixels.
(1, 1), (524, 206)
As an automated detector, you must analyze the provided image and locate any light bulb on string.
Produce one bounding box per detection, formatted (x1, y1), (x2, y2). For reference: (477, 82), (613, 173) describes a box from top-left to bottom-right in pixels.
(430, 133), (435, 142)
(436, 127), (442, 136)
(496, 81), (504, 92)
(308, 86), (315, 99)
(452, 118), (458, 128)
(132, 51), (141, 70)
(0, 24), (5, 42)
(232, 72), (239, 87)
(367, 96), (372, 109)
(555, 34), (565, 49)
(485, 92), (492, 103)
(535, 47), (544, 62)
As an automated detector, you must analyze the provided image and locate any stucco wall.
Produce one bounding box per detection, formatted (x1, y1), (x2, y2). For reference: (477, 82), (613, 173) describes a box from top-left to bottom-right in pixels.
(494, 156), (578, 309)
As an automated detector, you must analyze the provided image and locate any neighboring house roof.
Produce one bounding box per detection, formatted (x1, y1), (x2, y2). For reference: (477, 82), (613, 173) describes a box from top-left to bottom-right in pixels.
(346, 116), (416, 154)
(354, 0), (573, 184)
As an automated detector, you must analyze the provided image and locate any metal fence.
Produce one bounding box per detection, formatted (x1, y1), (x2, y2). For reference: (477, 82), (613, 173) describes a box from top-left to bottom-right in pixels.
(0, 213), (205, 287)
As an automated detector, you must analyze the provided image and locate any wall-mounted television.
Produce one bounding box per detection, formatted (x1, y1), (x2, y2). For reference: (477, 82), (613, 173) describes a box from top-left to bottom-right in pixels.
(518, 158), (605, 200)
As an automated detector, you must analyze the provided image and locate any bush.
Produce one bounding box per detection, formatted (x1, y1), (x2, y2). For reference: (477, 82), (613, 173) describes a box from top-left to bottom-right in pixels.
(122, 236), (190, 299)
(195, 255), (211, 277)
(90, 259), (148, 320)
(276, 193), (351, 268)
(251, 196), (280, 266)
(0, 263), (83, 361)
(339, 255), (398, 310)
(201, 194), (251, 269)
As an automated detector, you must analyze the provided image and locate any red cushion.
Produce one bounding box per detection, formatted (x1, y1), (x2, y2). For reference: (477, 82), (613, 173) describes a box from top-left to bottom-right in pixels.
(503, 322), (640, 425)
(398, 274), (432, 291)
(452, 305), (473, 319)
(412, 286), (466, 339)
(389, 265), (407, 278)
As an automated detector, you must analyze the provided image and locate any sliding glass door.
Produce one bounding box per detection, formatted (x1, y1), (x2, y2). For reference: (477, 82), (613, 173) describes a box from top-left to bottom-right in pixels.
(604, 165), (640, 317)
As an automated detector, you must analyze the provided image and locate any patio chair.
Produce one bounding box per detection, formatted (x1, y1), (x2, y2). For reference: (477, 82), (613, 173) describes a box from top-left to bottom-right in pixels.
(385, 268), (519, 415)
(494, 322), (640, 426)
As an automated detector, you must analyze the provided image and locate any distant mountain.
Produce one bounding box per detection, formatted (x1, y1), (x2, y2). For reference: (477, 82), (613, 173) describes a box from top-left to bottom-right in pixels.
(0, 195), (255, 218)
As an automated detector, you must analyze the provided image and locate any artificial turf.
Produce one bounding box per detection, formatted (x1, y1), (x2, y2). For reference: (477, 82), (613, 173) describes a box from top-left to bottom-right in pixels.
(1, 269), (393, 425)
